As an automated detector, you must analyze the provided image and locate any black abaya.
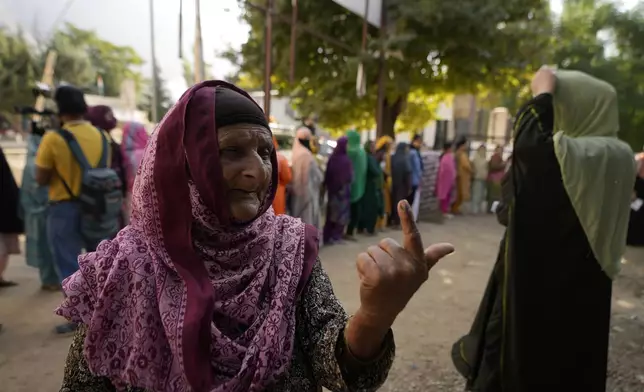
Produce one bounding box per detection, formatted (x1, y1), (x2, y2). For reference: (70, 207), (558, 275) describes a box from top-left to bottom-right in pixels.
(0, 147), (23, 234)
(389, 144), (411, 226)
(627, 176), (644, 246)
(452, 94), (612, 392)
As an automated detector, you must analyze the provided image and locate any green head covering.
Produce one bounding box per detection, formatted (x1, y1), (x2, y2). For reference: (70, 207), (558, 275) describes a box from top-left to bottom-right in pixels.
(553, 70), (619, 138)
(363, 140), (374, 154)
(553, 70), (636, 279)
(346, 130), (367, 202)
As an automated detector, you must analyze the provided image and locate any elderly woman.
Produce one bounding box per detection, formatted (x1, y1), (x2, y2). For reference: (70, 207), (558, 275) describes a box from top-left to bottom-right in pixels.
(56, 81), (454, 392)
(452, 68), (635, 391)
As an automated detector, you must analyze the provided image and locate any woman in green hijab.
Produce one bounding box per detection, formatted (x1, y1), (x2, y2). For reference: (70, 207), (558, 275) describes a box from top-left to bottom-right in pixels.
(358, 140), (384, 235)
(345, 130), (367, 240)
(452, 67), (636, 392)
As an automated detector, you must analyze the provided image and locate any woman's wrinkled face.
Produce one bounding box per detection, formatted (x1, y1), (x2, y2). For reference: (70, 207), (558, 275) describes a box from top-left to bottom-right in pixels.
(218, 123), (273, 223)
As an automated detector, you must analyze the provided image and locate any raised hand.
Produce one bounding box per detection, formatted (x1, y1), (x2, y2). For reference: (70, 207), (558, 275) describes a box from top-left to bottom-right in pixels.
(531, 65), (557, 97)
(355, 200), (455, 327)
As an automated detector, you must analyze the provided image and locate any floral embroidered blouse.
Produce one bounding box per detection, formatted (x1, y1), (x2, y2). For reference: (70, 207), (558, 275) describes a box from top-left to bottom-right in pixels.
(60, 260), (396, 392)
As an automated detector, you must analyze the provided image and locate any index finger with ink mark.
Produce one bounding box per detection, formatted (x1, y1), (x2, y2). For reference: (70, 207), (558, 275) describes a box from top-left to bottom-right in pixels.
(398, 200), (424, 260)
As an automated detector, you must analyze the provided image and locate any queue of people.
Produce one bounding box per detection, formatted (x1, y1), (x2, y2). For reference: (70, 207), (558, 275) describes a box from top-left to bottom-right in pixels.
(280, 126), (427, 246)
(436, 140), (509, 219)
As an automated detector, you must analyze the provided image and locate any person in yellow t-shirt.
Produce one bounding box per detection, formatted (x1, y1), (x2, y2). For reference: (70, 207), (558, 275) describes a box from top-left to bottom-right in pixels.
(36, 120), (108, 202)
(34, 85), (110, 335)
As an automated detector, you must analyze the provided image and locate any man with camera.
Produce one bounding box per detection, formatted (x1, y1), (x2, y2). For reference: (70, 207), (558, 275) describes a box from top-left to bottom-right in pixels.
(34, 85), (116, 334)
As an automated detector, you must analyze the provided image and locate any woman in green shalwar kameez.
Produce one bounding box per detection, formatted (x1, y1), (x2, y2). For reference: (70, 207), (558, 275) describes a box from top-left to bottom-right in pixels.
(358, 140), (384, 235)
(345, 130), (367, 239)
(452, 68), (635, 392)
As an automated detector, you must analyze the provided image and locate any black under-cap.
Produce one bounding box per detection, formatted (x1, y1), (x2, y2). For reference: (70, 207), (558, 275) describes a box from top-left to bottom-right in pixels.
(54, 85), (88, 116)
(214, 87), (269, 129)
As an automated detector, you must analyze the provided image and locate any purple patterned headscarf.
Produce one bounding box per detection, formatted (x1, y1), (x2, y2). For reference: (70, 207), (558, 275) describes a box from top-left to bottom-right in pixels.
(56, 81), (318, 392)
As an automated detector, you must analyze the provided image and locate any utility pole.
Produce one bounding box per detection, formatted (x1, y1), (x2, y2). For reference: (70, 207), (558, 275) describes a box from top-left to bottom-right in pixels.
(35, 51), (57, 113)
(178, 0), (184, 58)
(289, 0), (298, 84)
(356, 0), (369, 98)
(26, 50), (58, 134)
(149, 0), (159, 123)
(263, 0), (274, 119)
(376, 0), (387, 137)
(194, 0), (206, 83)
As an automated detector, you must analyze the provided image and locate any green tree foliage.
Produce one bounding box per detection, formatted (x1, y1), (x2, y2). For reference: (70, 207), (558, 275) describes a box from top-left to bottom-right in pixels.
(0, 27), (38, 115)
(182, 58), (214, 88)
(46, 23), (145, 96)
(552, 0), (644, 150)
(139, 63), (174, 121)
(233, 0), (552, 136)
(0, 23), (174, 126)
(487, 1), (644, 150)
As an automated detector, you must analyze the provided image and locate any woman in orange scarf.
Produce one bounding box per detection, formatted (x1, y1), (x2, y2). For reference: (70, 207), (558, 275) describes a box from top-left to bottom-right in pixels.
(375, 136), (394, 229)
(273, 136), (292, 215)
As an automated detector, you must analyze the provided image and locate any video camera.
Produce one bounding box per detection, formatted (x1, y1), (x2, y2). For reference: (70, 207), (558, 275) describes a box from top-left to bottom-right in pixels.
(14, 82), (60, 136)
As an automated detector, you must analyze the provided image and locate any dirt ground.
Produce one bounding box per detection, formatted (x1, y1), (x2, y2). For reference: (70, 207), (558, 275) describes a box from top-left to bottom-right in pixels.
(0, 215), (643, 391)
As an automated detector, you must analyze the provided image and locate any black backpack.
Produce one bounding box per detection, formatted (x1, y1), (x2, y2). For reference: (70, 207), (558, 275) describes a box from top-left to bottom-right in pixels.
(56, 129), (123, 243)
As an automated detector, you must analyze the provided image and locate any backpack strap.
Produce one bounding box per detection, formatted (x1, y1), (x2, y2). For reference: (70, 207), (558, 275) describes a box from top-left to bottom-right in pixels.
(55, 129), (91, 170)
(53, 129), (83, 200)
(56, 128), (109, 169)
(97, 130), (109, 169)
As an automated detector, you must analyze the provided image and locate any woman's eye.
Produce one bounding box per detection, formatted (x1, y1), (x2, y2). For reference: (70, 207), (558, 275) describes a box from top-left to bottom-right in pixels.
(220, 147), (240, 156)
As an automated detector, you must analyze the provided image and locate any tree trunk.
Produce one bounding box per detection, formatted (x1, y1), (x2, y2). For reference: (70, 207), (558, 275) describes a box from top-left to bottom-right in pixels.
(377, 95), (405, 139)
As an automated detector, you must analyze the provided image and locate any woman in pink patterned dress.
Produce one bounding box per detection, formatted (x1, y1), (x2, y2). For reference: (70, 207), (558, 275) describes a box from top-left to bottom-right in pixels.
(56, 81), (454, 392)
(120, 121), (150, 223)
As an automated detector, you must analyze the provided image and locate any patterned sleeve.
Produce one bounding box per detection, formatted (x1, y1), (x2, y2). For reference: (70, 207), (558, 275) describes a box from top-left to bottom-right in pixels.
(296, 259), (395, 392)
(60, 325), (143, 392)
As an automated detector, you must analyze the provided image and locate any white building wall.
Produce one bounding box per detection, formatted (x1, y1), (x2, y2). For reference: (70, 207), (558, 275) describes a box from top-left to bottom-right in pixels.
(248, 92), (299, 126)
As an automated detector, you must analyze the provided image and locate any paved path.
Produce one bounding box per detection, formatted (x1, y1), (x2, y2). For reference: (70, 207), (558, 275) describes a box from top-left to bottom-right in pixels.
(1, 216), (643, 391)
